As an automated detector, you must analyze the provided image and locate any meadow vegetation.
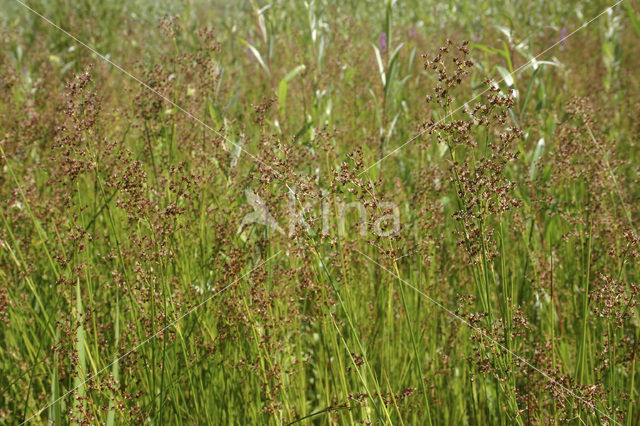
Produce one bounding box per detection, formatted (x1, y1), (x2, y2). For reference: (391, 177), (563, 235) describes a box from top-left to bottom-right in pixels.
(2, 0), (640, 424)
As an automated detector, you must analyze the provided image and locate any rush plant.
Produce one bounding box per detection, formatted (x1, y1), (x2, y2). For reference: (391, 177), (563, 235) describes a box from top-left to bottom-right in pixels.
(1, 0), (640, 425)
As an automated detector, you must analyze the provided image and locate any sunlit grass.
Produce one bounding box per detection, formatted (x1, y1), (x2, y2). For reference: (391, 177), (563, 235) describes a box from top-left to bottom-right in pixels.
(1, 0), (640, 424)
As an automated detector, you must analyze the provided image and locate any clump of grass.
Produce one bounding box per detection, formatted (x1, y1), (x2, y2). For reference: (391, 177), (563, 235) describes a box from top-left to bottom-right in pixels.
(1, 1), (640, 424)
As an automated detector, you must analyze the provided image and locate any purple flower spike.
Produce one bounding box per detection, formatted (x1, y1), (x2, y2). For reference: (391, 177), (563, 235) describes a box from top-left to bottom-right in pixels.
(380, 31), (387, 53)
(560, 27), (567, 46)
(409, 26), (416, 40)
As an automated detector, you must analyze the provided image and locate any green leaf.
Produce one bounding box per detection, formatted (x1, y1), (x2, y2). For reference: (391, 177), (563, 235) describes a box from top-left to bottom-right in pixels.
(520, 66), (541, 117)
(49, 328), (62, 425)
(625, 2), (640, 38)
(470, 42), (504, 56)
(385, 0), (392, 52)
(529, 138), (545, 180)
(370, 43), (386, 86)
(496, 65), (514, 88)
(239, 38), (271, 77)
(278, 65), (306, 116)
(502, 41), (514, 75)
(385, 43), (403, 101)
(517, 58), (560, 73)
(106, 297), (120, 426)
(278, 80), (288, 116)
(208, 103), (222, 128)
(283, 64), (306, 82)
(73, 279), (87, 421)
